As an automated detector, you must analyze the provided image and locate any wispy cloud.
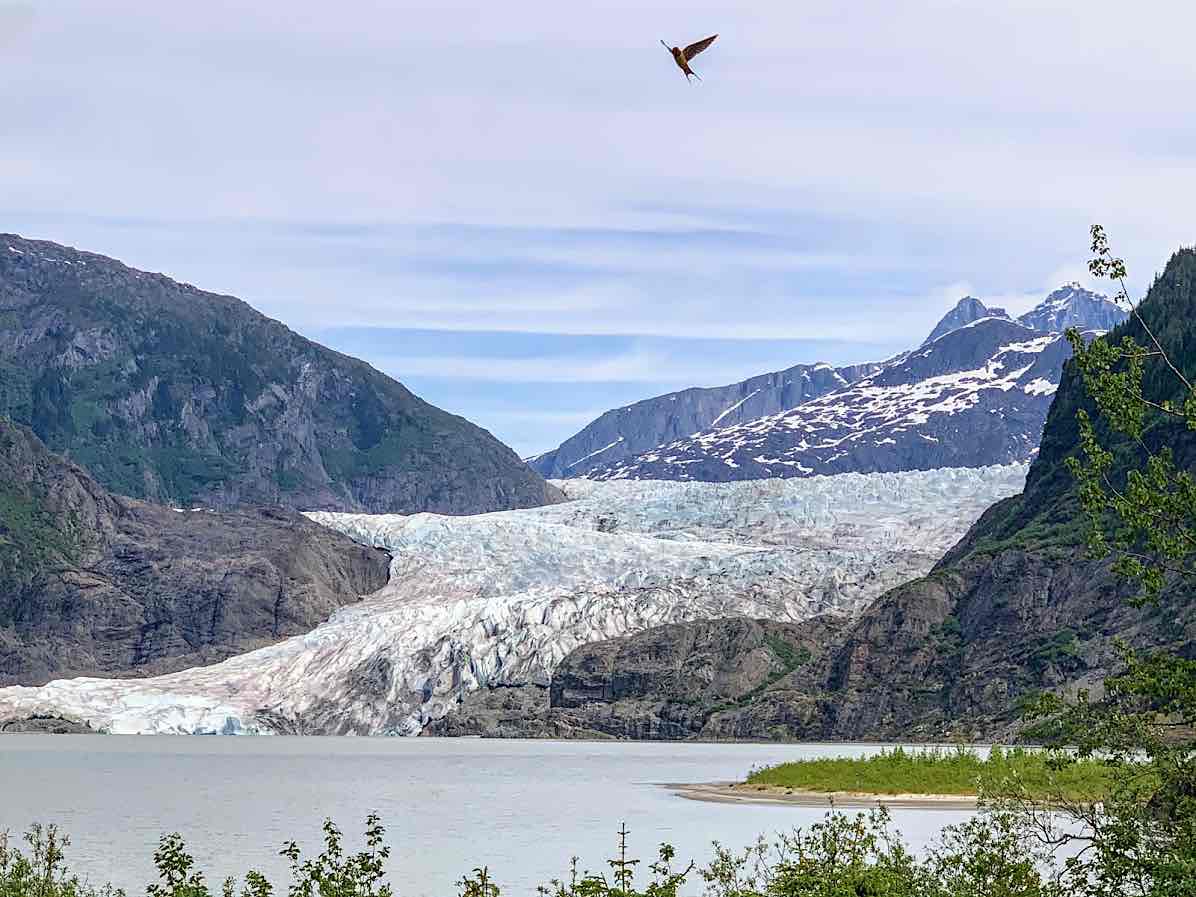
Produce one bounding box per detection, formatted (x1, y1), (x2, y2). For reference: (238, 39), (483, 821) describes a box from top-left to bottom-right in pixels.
(3, 0), (1193, 454)
(363, 348), (822, 385)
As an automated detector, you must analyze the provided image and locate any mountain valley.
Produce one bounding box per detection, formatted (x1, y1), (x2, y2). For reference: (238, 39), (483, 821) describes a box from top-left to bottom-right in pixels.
(0, 237), (1189, 745)
(0, 466), (1025, 734)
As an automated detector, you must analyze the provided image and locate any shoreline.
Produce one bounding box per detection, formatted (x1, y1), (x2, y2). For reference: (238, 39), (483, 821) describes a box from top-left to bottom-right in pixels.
(668, 781), (980, 810)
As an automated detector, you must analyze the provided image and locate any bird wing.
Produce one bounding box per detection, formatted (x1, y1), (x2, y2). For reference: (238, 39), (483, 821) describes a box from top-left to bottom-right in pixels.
(682, 34), (717, 61)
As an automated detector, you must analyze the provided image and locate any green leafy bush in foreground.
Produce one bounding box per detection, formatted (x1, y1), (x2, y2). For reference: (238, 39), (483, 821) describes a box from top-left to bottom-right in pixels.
(2, 809), (1072, 897)
(745, 745), (1113, 802)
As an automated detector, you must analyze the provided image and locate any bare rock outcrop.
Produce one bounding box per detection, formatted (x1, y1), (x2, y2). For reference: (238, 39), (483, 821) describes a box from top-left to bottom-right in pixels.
(0, 419), (391, 686)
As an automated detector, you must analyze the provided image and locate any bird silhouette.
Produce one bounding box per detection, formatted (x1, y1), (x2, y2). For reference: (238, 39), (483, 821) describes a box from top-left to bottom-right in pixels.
(661, 34), (718, 82)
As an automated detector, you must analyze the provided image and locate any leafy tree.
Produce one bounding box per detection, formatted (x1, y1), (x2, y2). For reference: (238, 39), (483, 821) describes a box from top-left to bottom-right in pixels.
(536, 826), (691, 897)
(147, 833), (212, 897)
(922, 810), (1062, 897)
(0, 825), (123, 897)
(1017, 225), (1196, 896)
(456, 867), (500, 897)
(698, 808), (1061, 897)
(753, 809), (922, 897)
(280, 815), (392, 897)
(140, 816), (392, 897)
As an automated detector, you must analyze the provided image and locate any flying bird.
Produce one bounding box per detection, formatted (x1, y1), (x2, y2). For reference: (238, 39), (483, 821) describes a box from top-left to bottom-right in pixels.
(661, 34), (718, 82)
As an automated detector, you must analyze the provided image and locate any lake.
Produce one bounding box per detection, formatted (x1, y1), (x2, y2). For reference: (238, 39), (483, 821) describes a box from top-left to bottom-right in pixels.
(0, 737), (974, 895)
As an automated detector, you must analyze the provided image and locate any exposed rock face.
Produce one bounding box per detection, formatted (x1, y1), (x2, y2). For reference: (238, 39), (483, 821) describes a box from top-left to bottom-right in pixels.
(432, 252), (1196, 741)
(433, 543), (1187, 741)
(923, 297), (1011, 345)
(0, 419), (391, 686)
(0, 715), (97, 734)
(1016, 283), (1126, 333)
(527, 361), (881, 478)
(426, 617), (841, 740)
(0, 234), (560, 515)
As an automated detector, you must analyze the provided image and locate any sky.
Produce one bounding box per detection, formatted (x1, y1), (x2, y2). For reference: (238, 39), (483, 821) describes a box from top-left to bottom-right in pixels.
(3, 1), (1195, 457)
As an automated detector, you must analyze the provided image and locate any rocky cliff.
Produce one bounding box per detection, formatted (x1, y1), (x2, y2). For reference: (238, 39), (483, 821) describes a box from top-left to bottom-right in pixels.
(425, 617), (842, 739)
(434, 539), (1187, 741)
(433, 254), (1196, 740)
(0, 418), (391, 686)
(922, 296), (1011, 345)
(0, 235), (560, 514)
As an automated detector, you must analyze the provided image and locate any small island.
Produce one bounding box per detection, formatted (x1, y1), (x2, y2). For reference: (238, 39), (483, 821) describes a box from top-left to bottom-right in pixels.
(675, 746), (1112, 809)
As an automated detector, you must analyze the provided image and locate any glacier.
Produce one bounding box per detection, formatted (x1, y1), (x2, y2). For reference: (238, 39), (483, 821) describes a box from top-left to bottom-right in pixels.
(0, 466), (1028, 736)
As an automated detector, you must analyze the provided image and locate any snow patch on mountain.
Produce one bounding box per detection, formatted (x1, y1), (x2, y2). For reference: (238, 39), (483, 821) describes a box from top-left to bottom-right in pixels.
(0, 466), (1028, 735)
(538, 285), (1126, 485)
(1016, 283), (1125, 333)
(590, 321), (1068, 482)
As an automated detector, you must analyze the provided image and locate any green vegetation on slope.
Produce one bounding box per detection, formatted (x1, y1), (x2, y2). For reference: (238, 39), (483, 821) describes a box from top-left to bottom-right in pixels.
(0, 422), (81, 601)
(0, 234), (556, 514)
(947, 246), (1196, 567)
(746, 746), (1113, 802)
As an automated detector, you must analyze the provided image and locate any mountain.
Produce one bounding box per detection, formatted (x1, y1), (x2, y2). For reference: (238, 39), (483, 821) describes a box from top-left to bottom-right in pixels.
(431, 250), (1196, 741)
(923, 296), (1011, 345)
(0, 418), (390, 687)
(0, 235), (560, 514)
(0, 465), (1027, 733)
(582, 288), (1126, 481)
(924, 285), (1123, 344)
(588, 320), (1076, 481)
(1016, 282), (1126, 333)
(527, 360), (881, 479)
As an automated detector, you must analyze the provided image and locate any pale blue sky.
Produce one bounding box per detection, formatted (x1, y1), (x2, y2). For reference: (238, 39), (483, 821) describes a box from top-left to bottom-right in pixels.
(4, 1), (1195, 455)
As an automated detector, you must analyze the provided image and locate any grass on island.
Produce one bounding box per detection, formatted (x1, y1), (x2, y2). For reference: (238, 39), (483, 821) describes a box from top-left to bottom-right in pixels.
(745, 745), (1113, 802)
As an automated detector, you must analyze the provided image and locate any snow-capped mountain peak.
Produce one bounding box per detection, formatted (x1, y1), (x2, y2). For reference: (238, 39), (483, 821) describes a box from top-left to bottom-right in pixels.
(533, 283), (1128, 485)
(588, 317), (1070, 482)
(922, 283), (1123, 347)
(1016, 283), (1124, 333)
(923, 296), (1012, 345)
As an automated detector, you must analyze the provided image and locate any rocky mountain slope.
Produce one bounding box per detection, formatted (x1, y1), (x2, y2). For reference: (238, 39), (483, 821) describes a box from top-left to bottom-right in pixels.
(922, 296), (1010, 345)
(1016, 282), (1129, 333)
(584, 287), (1124, 481)
(0, 418), (390, 687)
(436, 253), (1196, 741)
(528, 361), (881, 478)
(0, 234), (560, 514)
(426, 617), (844, 739)
(0, 465), (1027, 733)
(917, 284), (1121, 346)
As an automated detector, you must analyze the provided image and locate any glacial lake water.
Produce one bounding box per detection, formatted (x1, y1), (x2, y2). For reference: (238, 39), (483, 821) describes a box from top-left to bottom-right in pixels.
(0, 737), (975, 896)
